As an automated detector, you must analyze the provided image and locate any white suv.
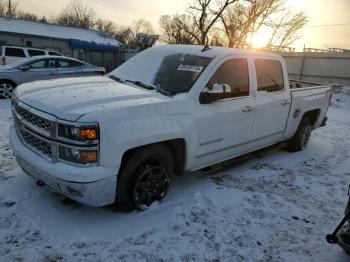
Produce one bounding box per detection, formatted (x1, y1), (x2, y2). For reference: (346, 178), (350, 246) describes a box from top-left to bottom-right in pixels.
(0, 46), (63, 65)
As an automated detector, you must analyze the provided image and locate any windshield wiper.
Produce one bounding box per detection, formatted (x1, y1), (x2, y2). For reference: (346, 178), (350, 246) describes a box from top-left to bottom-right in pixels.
(125, 79), (173, 97)
(109, 75), (125, 83)
(155, 87), (173, 97)
(125, 80), (155, 90)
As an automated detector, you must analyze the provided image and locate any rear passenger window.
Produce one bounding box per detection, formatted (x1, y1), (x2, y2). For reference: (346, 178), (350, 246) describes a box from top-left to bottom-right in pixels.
(28, 49), (45, 57)
(5, 48), (25, 57)
(56, 59), (82, 68)
(255, 60), (284, 92)
(206, 59), (249, 98)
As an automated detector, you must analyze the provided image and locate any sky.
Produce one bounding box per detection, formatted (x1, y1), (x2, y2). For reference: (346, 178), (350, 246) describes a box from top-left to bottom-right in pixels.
(19, 0), (350, 51)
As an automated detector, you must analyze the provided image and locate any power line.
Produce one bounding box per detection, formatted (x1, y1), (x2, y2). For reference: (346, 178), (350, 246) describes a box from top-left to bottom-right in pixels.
(306, 22), (350, 28)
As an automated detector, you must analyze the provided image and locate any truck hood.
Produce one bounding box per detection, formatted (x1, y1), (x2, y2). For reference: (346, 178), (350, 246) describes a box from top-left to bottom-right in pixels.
(15, 76), (169, 121)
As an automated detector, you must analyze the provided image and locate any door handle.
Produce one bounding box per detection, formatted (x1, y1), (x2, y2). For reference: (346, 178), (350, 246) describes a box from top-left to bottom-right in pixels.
(242, 106), (256, 112)
(281, 100), (291, 105)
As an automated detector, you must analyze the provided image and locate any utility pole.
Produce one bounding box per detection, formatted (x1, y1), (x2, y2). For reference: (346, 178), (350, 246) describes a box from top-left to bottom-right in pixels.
(7, 0), (12, 17)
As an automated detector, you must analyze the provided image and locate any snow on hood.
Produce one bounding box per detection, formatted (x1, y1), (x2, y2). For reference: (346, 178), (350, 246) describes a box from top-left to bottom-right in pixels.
(15, 76), (168, 121)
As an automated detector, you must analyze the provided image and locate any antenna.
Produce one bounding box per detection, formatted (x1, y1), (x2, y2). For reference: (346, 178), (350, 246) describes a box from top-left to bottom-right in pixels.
(201, 44), (211, 52)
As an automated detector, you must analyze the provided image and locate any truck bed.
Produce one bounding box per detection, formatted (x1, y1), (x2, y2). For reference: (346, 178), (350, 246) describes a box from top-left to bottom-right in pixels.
(289, 79), (327, 91)
(283, 81), (332, 139)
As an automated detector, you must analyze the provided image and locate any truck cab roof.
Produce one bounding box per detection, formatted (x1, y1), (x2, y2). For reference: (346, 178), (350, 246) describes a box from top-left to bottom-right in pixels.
(150, 44), (283, 59)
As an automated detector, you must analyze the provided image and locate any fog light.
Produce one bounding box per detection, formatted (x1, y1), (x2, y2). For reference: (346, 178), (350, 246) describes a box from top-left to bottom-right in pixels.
(59, 146), (98, 164)
(80, 151), (97, 162)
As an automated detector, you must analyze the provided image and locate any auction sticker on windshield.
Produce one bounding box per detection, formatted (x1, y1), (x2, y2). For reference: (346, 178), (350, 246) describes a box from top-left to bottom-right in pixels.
(177, 64), (204, 73)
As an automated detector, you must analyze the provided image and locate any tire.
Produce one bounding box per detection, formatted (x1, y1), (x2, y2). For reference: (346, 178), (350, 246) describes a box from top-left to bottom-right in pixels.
(0, 81), (16, 99)
(116, 144), (174, 211)
(288, 116), (312, 152)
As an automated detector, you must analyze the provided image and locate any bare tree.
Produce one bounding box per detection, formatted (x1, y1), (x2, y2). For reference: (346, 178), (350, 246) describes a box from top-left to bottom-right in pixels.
(130, 19), (154, 37)
(209, 29), (227, 46)
(112, 19), (154, 46)
(0, 0), (18, 17)
(267, 9), (308, 50)
(188, 0), (239, 45)
(40, 16), (48, 23)
(220, 0), (284, 48)
(159, 14), (199, 44)
(95, 19), (115, 36)
(56, 0), (95, 29)
(6, 0), (18, 17)
(16, 11), (39, 21)
(0, 0), (6, 16)
(114, 25), (133, 45)
(220, 2), (246, 47)
(127, 19), (155, 45)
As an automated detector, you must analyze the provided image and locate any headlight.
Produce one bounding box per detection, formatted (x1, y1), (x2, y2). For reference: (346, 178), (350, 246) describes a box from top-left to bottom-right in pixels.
(57, 123), (99, 142)
(59, 146), (98, 164)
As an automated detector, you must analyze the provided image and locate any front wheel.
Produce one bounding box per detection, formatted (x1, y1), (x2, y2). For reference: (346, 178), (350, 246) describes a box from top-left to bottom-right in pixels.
(0, 82), (16, 99)
(116, 145), (174, 211)
(288, 117), (312, 152)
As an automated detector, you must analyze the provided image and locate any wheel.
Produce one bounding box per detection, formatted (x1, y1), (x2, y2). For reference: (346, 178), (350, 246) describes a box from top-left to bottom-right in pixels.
(116, 144), (174, 211)
(0, 82), (16, 99)
(288, 117), (312, 152)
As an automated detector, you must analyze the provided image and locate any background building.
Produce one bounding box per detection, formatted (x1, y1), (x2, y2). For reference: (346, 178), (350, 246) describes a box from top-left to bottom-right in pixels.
(0, 18), (120, 71)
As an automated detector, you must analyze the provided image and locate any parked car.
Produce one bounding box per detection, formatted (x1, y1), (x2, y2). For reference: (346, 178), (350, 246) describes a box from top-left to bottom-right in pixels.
(9, 45), (332, 210)
(0, 46), (63, 66)
(0, 55), (105, 98)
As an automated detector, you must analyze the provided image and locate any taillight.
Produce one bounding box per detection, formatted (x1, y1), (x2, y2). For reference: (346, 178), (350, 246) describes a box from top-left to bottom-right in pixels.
(1, 57), (5, 65)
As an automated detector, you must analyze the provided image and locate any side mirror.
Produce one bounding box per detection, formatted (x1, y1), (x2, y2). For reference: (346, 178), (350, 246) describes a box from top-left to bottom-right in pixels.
(199, 83), (231, 104)
(19, 65), (31, 71)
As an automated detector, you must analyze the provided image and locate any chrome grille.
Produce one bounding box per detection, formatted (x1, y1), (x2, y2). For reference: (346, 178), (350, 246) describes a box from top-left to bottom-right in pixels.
(13, 102), (52, 133)
(19, 130), (53, 159)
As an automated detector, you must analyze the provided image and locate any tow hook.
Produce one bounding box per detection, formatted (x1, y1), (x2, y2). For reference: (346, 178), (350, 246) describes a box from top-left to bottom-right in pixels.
(36, 180), (45, 187)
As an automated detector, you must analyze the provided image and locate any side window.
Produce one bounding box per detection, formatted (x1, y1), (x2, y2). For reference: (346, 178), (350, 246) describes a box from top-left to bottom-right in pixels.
(27, 59), (55, 69)
(47, 59), (56, 68)
(28, 59), (47, 69)
(56, 59), (82, 68)
(255, 60), (284, 92)
(69, 60), (83, 67)
(28, 49), (45, 57)
(206, 58), (249, 99)
(49, 51), (62, 56)
(5, 48), (25, 57)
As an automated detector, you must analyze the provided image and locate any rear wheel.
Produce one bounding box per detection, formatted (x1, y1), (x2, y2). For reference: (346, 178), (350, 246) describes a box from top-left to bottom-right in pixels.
(116, 145), (174, 211)
(0, 81), (16, 99)
(288, 117), (312, 152)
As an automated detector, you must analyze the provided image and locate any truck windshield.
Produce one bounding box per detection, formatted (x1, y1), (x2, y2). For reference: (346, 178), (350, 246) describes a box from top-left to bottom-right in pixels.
(110, 48), (213, 95)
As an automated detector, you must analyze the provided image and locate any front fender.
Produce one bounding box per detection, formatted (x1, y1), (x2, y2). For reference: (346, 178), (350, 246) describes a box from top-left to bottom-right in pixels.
(80, 103), (194, 170)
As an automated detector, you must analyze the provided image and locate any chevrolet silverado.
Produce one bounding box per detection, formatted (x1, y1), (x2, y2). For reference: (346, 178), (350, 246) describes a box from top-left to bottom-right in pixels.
(9, 45), (332, 210)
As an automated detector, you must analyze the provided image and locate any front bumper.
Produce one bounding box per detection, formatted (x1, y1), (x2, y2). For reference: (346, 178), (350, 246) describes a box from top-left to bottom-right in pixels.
(10, 126), (117, 207)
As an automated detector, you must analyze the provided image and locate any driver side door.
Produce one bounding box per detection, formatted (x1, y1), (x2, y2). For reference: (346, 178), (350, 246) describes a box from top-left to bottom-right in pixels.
(193, 57), (256, 168)
(19, 58), (57, 84)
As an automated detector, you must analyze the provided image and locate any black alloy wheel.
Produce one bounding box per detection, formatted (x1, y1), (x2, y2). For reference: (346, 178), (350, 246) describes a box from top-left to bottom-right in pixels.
(133, 161), (170, 210)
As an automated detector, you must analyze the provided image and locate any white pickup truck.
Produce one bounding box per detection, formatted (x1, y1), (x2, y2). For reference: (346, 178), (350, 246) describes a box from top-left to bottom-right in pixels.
(10, 45), (332, 210)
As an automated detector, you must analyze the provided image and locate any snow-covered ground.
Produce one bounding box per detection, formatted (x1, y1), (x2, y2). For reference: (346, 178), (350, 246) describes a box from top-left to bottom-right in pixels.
(0, 88), (349, 262)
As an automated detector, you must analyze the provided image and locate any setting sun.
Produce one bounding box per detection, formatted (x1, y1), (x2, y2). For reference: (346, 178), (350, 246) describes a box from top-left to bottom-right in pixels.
(251, 27), (272, 48)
